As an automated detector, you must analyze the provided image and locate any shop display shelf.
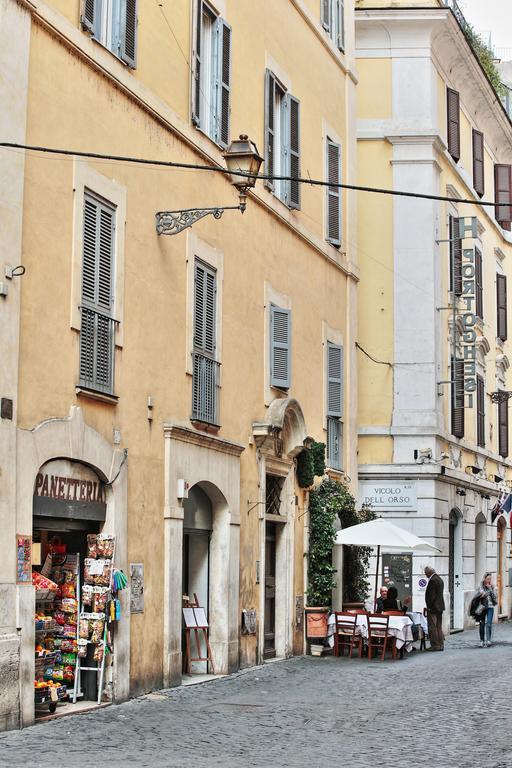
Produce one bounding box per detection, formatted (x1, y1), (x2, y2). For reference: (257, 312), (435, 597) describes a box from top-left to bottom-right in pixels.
(35, 620), (58, 633)
(35, 589), (57, 602)
(35, 651), (58, 671)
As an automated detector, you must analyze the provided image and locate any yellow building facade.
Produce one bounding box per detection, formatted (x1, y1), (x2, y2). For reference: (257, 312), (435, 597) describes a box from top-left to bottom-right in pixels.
(356, 0), (512, 631)
(0, 0), (358, 729)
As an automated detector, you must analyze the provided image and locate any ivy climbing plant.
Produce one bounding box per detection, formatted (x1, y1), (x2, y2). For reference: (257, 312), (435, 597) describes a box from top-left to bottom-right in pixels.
(307, 478), (376, 607)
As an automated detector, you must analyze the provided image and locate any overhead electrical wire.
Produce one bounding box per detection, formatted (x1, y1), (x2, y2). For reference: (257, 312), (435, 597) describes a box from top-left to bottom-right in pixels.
(0, 141), (501, 210)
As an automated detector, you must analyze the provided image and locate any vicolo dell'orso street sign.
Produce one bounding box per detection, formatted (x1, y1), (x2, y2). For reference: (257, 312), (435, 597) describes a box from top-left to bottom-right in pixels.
(358, 482), (417, 511)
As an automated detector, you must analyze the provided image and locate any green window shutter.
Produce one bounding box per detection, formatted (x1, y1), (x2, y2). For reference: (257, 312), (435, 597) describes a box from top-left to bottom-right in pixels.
(472, 129), (484, 197)
(192, 0), (203, 126)
(264, 70), (276, 192)
(288, 95), (300, 209)
(447, 88), (460, 162)
(270, 305), (291, 389)
(120, 0), (137, 68)
(326, 138), (341, 245)
(81, 0), (97, 33)
(216, 18), (231, 149)
(326, 342), (343, 417)
(321, 0), (330, 31)
(494, 164), (512, 231)
(497, 273), (508, 342)
(451, 356), (464, 439)
(194, 260), (216, 354)
(449, 216), (462, 296)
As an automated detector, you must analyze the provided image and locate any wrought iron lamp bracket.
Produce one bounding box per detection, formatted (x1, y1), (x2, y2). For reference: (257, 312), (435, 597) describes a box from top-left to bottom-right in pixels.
(490, 391), (512, 405)
(156, 201), (245, 236)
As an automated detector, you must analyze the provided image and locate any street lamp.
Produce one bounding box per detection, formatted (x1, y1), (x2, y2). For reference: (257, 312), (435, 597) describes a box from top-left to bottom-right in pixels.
(155, 134), (263, 236)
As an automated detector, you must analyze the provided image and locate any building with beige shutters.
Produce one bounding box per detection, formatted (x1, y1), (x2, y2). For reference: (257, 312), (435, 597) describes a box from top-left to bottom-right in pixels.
(356, 0), (512, 632)
(0, 0), (358, 729)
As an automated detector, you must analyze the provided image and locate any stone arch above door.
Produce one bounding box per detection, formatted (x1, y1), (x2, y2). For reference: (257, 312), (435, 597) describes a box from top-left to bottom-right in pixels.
(252, 397), (308, 458)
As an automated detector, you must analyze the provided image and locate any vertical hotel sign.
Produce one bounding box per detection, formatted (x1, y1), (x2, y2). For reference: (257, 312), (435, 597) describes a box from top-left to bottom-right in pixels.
(461, 246), (477, 407)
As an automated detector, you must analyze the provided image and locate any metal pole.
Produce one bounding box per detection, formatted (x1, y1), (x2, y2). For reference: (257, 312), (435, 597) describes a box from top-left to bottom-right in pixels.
(374, 545), (381, 611)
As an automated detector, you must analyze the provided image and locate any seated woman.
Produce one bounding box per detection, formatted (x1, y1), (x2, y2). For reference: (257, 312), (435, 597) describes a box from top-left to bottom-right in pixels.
(381, 586), (406, 613)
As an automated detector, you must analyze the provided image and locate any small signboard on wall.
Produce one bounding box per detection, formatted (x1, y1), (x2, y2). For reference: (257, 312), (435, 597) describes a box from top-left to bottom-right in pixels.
(16, 535), (31, 583)
(382, 553), (413, 605)
(130, 563), (144, 613)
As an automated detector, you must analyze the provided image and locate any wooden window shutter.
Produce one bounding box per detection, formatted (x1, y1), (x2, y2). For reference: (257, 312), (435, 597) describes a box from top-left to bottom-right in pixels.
(337, 0), (345, 51)
(326, 139), (341, 245)
(451, 356), (464, 439)
(270, 305), (291, 389)
(326, 343), (343, 417)
(80, 193), (115, 394)
(81, 0), (96, 33)
(193, 260), (216, 355)
(288, 95), (301, 209)
(476, 374), (485, 448)
(192, 0), (204, 126)
(449, 216), (462, 296)
(321, 0), (331, 31)
(472, 129), (484, 197)
(264, 70), (276, 192)
(447, 88), (460, 162)
(494, 164), (512, 231)
(120, 0), (138, 68)
(497, 273), (508, 341)
(498, 396), (509, 458)
(217, 19), (231, 149)
(475, 246), (483, 319)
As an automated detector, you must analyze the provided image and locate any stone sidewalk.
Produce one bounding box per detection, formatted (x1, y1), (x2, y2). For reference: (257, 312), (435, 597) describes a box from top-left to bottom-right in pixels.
(1, 623), (511, 767)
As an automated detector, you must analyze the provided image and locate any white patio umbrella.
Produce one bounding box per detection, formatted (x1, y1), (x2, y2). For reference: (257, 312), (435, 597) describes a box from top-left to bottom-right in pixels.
(334, 517), (440, 609)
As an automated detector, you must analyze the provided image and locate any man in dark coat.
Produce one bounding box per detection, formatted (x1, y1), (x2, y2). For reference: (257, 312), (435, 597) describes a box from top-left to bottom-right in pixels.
(424, 566), (445, 651)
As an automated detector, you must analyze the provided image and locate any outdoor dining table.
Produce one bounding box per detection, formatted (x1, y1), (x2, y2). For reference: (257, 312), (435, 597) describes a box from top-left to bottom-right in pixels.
(327, 613), (415, 651)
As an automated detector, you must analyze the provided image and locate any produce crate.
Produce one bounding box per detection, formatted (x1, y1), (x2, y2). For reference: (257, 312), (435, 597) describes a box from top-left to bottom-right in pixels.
(35, 652), (57, 672)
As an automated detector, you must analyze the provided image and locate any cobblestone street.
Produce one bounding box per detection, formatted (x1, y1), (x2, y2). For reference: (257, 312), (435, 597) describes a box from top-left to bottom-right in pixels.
(2, 623), (512, 768)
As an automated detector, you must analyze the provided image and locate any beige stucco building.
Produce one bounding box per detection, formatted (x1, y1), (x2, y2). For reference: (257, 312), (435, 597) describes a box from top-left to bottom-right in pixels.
(0, 0), (358, 729)
(356, 0), (512, 631)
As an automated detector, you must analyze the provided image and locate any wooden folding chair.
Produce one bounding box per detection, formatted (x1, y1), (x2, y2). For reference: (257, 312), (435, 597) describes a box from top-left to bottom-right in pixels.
(333, 611), (363, 659)
(366, 613), (397, 660)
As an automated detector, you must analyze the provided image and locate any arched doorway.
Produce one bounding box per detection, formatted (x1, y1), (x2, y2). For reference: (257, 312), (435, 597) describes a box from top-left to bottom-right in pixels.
(448, 508), (463, 630)
(474, 513), (487, 589)
(182, 486), (213, 674)
(497, 517), (506, 614)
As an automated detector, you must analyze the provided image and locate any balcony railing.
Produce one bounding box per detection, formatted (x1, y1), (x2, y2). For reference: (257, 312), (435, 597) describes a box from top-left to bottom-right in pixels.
(443, 0), (467, 32)
(79, 305), (116, 395)
(191, 352), (220, 426)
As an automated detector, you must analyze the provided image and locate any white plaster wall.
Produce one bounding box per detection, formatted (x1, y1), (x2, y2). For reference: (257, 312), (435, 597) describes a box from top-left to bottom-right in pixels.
(0, 0), (31, 732)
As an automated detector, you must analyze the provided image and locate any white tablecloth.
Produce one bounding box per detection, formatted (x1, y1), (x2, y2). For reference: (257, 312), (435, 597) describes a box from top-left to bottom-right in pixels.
(328, 613), (414, 651)
(407, 611), (428, 635)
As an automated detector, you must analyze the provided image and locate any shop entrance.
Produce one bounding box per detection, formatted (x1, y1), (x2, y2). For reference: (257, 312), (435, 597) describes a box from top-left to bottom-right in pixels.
(182, 486), (212, 674)
(264, 522), (277, 659)
(497, 518), (506, 614)
(32, 459), (112, 719)
(449, 509), (463, 630)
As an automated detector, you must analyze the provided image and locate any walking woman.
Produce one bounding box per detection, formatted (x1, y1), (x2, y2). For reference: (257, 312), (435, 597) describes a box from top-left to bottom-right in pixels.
(476, 573), (498, 648)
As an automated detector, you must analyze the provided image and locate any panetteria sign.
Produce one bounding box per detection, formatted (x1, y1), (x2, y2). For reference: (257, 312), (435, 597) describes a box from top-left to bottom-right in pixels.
(33, 459), (107, 522)
(34, 472), (106, 503)
(359, 482), (417, 511)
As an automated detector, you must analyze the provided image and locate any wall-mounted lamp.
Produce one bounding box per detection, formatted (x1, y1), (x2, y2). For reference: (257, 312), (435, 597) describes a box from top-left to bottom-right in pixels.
(456, 488), (466, 497)
(490, 474), (504, 484)
(482, 494), (491, 500)
(465, 465), (483, 476)
(155, 135), (263, 235)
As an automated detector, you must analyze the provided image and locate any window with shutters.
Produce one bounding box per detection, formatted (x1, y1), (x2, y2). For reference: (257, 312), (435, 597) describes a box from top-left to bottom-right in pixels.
(498, 395), (509, 458)
(472, 130), (485, 197)
(266, 475), (284, 516)
(326, 342), (343, 470)
(475, 247), (483, 320)
(449, 216), (462, 297)
(321, 0), (345, 52)
(192, 1), (231, 148)
(264, 70), (301, 209)
(494, 164), (512, 231)
(447, 88), (460, 162)
(326, 138), (342, 246)
(79, 191), (116, 395)
(476, 374), (485, 448)
(192, 259), (220, 425)
(81, 0), (137, 68)
(451, 356), (464, 439)
(497, 273), (508, 342)
(270, 305), (291, 390)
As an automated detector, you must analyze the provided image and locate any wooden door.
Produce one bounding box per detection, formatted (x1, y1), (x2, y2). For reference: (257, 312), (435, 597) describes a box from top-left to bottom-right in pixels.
(264, 523), (276, 659)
